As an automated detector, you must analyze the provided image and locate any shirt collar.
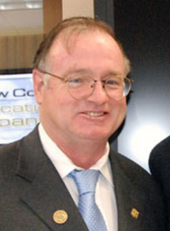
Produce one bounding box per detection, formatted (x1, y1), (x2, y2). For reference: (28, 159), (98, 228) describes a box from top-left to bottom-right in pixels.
(38, 123), (113, 186)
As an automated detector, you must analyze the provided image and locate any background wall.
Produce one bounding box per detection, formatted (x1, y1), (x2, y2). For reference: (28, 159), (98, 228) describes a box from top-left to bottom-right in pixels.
(114, 0), (170, 171)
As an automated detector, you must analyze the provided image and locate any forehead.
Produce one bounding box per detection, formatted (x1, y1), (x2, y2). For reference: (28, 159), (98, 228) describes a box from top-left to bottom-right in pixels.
(46, 30), (126, 74)
(49, 28), (121, 54)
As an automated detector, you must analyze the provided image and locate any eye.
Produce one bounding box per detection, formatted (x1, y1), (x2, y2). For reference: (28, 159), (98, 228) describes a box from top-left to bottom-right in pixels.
(105, 77), (122, 88)
(68, 77), (87, 84)
(67, 76), (91, 89)
(69, 78), (82, 83)
(68, 76), (91, 83)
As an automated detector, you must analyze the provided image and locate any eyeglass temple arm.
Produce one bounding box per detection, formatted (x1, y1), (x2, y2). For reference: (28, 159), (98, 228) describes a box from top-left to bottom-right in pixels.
(37, 69), (64, 81)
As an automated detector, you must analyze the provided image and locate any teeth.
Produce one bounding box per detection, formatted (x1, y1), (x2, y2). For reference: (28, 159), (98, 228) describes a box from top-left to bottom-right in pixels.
(86, 112), (104, 117)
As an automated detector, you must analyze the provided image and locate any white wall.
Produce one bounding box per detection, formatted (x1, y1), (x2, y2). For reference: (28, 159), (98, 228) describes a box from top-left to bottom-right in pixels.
(62, 0), (94, 19)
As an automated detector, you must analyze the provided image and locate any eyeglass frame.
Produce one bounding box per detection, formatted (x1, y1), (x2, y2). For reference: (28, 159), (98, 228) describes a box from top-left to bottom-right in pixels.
(37, 68), (133, 101)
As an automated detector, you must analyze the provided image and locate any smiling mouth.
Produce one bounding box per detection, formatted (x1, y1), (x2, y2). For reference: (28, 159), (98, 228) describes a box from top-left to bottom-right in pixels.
(85, 112), (106, 117)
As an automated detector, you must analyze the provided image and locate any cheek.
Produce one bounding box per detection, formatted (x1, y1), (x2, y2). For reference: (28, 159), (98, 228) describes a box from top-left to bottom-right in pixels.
(43, 88), (76, 118)
(120, 100), (127, 114)
(119, 100), (127, 116)
(111, 100), (127, 121)
(112, 98), (126, 111)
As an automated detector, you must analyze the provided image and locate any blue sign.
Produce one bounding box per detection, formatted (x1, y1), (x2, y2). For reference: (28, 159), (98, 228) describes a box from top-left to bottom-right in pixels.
(0, 73), (39, 144)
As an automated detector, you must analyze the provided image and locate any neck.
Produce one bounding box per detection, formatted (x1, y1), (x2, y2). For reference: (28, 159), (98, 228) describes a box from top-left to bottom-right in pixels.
(41, 123), (108, 169)
(54, 136), (107, 169)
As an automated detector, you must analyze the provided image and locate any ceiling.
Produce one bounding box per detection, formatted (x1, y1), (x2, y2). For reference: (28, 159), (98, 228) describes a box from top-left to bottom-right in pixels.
(0, 0), (94, 36)
(0, 0), (43, 35)
(0, 0), (42, 10)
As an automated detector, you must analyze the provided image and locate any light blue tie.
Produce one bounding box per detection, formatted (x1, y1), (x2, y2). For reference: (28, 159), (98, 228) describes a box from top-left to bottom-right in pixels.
(69, 169), (107, 231)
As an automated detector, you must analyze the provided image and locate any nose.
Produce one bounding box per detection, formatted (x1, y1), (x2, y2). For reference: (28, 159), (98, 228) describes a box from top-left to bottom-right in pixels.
(86, 80), (108, 105)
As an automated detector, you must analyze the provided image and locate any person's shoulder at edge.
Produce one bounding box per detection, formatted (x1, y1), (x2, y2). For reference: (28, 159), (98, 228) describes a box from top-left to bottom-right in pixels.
(150, 135), (170, 161)
(149, 135), (170, 185)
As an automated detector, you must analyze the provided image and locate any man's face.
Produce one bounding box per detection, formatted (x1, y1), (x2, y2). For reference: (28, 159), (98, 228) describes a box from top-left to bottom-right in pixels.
(33, 30), (127, 143)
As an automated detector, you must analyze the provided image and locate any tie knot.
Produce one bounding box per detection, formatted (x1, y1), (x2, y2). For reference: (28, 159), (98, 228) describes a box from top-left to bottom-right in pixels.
(69, 169), (100, 196)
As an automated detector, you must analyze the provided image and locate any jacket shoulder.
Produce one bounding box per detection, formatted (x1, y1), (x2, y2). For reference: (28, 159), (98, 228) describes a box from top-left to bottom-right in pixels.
(110, 150), (164, 196)
(112, 151), (151, 179)
(0, 141), (20, 172)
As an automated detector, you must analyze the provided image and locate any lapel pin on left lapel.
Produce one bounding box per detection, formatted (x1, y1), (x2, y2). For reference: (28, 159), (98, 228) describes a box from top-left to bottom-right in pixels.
(131, 208), (139, 219)
(53, 210), (68, 224)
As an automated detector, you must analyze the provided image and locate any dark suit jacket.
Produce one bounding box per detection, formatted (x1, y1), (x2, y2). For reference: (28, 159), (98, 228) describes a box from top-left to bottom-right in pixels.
(149, 136), (170, 230)
(0, 127), (167, 231)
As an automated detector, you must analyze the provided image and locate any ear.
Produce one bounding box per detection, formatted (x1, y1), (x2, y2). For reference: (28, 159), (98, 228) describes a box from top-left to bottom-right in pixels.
(32, 69), (45, 105)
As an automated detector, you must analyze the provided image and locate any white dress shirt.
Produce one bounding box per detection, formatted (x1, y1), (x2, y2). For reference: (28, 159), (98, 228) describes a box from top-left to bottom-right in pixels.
(38, 123), (118, 231)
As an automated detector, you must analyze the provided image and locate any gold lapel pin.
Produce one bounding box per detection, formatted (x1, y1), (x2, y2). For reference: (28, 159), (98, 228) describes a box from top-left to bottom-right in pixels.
(131, 208), (139, 219)
(53, 210), (68, 224)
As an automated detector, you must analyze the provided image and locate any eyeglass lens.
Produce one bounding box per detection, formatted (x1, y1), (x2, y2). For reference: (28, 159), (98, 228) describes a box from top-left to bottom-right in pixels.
(67, 77), (131, 100)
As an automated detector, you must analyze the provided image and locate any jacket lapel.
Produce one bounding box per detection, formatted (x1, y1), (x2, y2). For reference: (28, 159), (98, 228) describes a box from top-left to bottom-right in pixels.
(109, 151), (143, 231)
(16, 127), (88, 231)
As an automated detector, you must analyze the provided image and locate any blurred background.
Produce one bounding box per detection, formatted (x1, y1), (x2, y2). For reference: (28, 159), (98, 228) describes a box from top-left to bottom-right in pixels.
(0, 0), (170, 172)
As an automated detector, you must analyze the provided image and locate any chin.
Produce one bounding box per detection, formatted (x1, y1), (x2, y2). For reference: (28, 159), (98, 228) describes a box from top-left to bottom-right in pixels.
(78, 131), (111, 141)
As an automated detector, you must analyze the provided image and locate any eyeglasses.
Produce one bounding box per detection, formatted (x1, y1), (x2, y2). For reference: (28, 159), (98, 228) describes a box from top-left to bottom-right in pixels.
(38, 69), (133, 100)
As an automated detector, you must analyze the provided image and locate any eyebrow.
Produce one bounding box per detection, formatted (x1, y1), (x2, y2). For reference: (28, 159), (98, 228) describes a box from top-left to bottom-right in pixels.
(64, 69), (124, 78)
(64, 69), (93, 77)
(102, 72), (125, 78)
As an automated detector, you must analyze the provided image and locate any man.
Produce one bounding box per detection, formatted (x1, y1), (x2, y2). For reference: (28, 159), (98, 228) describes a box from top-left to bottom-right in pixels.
(0, 17), (167, 231)
(149, 136), (170, 230)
